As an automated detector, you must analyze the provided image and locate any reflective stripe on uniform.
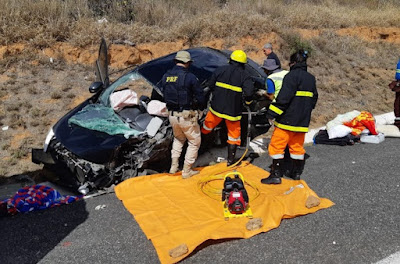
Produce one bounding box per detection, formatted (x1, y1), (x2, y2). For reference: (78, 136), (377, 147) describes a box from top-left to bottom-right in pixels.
(269, 104), (283, 115)
(290, 154), (304, 160)
(270, 153), (284, 159)
(209, 107), (242, 121)
(215, 82), (242, 92)
(397, 69), (400, 73)
(296, 91), (314, 97)
(274, 121), (309, 132)
(202, 123), (213, 131)
(228, 136), (240, 142)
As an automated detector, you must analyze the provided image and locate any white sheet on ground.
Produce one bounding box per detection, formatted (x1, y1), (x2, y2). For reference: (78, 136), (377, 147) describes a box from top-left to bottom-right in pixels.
(374, 112), (395, 125)
(376, 124), (400, 137)
(326, 110), (360, 131)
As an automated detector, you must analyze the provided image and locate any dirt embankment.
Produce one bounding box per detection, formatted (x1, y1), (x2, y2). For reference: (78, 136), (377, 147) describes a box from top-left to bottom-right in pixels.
(1, 27), (399, 68)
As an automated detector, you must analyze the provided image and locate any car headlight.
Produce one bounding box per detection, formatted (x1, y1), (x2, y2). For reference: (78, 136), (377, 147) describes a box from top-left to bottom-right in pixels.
(43, 128), (55, 152)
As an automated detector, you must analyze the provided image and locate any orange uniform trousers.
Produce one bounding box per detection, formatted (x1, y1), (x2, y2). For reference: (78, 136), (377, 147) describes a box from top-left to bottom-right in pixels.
(268, 126), (306, 160)
(201, 111), (241, 146)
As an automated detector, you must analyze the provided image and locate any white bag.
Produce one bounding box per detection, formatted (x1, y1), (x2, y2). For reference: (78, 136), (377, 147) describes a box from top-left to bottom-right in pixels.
(146, 100), (168, 117)
(110, 90), (138, 111)
(360, 133), (385, 144)
(326, 110), (360, 131)
(327, 125), (352, 139)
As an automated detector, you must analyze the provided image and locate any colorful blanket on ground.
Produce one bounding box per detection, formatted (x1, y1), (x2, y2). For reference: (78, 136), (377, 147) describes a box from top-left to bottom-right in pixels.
(1, 185), (82, 215)
(343, 111), (378, 136)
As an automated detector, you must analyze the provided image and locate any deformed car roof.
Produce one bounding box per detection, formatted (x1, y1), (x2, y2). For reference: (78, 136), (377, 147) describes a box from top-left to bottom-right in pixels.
(138, 47), (263, 95)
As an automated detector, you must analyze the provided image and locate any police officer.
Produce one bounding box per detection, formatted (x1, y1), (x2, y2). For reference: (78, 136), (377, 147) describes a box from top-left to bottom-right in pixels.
(261, 50), (318, 184)
(201, 50), (255, 166)
(161, 51), (206, 179)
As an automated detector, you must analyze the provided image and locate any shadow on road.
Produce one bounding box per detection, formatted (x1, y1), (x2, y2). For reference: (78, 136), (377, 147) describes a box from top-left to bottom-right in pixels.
(0, 199), (88, 264)
(0, 170), (88, 264)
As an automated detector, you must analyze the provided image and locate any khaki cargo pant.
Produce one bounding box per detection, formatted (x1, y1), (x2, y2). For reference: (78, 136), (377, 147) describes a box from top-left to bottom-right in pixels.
(169, 110), (201, 165)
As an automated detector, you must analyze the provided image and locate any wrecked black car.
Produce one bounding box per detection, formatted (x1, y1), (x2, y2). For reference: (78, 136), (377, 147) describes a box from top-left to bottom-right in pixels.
(32, 39), (270, 194)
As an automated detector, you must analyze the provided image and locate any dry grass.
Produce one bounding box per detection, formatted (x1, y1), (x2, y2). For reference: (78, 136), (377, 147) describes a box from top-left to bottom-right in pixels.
(0, 0), (399, 47)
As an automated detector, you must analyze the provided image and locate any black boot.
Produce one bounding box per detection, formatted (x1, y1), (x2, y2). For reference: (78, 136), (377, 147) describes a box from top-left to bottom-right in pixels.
(199, 132), (214, 153)
(288, 159), (305, 180)
(227, 144), (237, 166)
(261, 159), (283, 184)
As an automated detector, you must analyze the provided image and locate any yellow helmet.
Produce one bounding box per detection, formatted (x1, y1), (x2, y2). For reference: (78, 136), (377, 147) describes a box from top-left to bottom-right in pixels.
(230, 50), (247, 64)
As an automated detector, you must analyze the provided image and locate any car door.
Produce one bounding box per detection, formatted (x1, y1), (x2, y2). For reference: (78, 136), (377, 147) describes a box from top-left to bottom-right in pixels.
(96, 38), (109, 88)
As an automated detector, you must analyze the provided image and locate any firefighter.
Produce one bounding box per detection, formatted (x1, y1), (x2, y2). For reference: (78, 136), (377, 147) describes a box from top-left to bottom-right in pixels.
(201, 50), (255, 166)
(261, 50), (318, 184)
(161, 51), (206, 179)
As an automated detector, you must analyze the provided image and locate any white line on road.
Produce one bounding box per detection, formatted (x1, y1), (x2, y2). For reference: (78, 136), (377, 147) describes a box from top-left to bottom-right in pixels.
(376, 251), (400, 264)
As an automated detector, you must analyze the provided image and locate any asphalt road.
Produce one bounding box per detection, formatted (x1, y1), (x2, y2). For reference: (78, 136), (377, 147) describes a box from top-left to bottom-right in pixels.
(1, 138), (399, 264)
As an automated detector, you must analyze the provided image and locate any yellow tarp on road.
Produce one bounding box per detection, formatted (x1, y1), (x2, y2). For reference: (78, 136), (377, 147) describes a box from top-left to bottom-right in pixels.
(115, 162), (334, 264)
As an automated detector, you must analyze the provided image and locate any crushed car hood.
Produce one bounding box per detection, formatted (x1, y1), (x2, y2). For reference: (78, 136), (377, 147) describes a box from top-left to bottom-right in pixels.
(53, 100), (127, 164)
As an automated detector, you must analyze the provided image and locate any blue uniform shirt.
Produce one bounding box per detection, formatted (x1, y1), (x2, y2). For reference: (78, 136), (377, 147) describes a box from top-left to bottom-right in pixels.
(265, 78), (275, 94)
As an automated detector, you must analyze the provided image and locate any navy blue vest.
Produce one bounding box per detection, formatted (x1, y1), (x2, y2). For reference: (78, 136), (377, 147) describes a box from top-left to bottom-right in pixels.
(163, 67), (192, 111)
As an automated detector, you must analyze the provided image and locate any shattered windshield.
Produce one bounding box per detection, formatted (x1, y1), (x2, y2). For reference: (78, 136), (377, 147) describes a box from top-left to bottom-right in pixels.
(99, 71), (154, 106)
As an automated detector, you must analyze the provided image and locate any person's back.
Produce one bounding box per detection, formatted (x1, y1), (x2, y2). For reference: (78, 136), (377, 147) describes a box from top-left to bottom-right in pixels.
(162, 66), (205, 112)
(273, 61), (317, 130)
(261, 49), (317, 185)
(162, 50), (205, 179)
(202, 50), (254, 166)
(209, 61), (253, 120)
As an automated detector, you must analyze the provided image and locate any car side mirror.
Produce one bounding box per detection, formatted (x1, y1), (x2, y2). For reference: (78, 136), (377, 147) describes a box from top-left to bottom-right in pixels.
(89, 81), (104, 93)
